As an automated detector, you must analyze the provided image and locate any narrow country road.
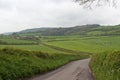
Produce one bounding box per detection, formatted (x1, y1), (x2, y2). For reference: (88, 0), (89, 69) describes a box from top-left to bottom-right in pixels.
(28, 59), (94, 80)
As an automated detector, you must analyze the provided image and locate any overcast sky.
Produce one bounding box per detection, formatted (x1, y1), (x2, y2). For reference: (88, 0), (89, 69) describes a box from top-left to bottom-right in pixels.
(0, 0), (120, 33)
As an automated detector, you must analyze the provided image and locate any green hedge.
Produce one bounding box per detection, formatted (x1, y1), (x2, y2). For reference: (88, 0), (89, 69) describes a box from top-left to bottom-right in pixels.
(91, 51), (120, 80)
(0, 48), (87, 80)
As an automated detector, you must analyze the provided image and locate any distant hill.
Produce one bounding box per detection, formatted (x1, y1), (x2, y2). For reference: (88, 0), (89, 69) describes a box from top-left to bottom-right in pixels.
(16, 24), (120, 36)
(1, 32), (14, 35)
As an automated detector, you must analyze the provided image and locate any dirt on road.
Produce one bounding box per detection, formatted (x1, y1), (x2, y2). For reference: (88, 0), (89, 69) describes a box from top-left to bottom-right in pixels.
(28, 59), (94, 80)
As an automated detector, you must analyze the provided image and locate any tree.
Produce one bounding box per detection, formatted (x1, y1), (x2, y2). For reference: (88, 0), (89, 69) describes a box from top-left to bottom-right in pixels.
(75, 0), (117, 8)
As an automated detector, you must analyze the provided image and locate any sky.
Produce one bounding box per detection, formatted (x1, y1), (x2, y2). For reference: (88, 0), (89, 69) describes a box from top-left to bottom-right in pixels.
(0, 0), (120, 33)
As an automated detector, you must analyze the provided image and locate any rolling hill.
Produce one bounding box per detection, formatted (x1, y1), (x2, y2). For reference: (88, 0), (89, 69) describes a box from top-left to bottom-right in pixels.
(14, 24), (120, 36)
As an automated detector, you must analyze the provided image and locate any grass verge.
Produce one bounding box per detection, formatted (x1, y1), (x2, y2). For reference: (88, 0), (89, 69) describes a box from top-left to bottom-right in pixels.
(0, 48), (88, 80)
(90, 51), (120, 80)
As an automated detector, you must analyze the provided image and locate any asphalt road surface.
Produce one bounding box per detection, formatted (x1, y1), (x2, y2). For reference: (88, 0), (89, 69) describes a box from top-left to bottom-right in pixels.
(28, 59), (94, 80)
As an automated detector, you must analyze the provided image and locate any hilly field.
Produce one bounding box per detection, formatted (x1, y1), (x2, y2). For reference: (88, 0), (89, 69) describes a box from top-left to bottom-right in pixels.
(16, 24), (120, 36)
(0, 24), (120, 80)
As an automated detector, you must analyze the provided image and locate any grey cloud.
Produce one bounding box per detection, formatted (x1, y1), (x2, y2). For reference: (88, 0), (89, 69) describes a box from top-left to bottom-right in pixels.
(0, 0), (120, 33)
(0, 0), (16, 10)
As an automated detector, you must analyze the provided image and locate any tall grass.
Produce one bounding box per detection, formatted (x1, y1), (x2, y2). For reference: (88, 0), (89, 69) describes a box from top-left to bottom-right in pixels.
(0, 48), (88, 80)
(90, 51), (120, 80)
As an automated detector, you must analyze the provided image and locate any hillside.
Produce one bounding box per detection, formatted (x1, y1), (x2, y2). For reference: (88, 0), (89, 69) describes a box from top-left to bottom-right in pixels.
(16, 24), (100, 36)
(15, 24), (120, 36)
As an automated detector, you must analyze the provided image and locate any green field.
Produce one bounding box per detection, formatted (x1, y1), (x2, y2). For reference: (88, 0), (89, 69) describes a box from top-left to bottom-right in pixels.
(0, 36), (89, 80)
(0, 38), (37, 44)
(0, 34), (120, 80)
(0, 44), (67, 54)
(45, 36), (120, 53)
(17, 25), (120, 36)
(0, 16), (120, 80)
(43, 36), (120, 80)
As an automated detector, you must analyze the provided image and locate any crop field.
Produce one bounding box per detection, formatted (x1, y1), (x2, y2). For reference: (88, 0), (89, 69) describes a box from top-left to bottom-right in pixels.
(45, 36), (120, 53)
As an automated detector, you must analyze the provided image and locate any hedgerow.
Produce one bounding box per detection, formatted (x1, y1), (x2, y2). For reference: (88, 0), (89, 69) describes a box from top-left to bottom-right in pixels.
(0, 48), (87, 80)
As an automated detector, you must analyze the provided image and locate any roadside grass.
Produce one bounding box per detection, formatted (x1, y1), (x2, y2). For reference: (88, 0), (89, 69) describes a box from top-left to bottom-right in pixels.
(0, 48), (88, 80)
(90, 51), (120, 80)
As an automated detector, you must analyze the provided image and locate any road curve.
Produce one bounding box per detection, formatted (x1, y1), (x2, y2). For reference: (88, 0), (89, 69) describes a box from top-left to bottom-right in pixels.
(28, 59), (94, 80)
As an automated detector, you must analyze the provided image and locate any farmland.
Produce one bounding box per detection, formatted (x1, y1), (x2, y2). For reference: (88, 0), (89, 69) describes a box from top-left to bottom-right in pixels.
(17, 25), (120, 36)
(0, 38), (37, 45)
(0, 25), (120, 80)
(0, 36), (89, 80)
(0, 0), (120, 79)
(0, 45), (66, 54)
(43, 35), (120, 80)
(45, 36), (120, 53)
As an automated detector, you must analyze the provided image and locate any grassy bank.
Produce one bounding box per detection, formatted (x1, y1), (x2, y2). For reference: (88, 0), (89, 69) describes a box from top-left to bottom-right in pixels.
(0, 48), (88, 80)
(90, 51), (120, 80)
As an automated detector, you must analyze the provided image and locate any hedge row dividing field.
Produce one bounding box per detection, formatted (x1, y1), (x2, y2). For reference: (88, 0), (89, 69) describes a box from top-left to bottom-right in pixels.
(90, 51), (120, 80)
(45, 36), (120, 53)
(0, 45), (66, 54)
(0, 48), (88, 80)
(42, 43), (91, 54)
(43, 36), (120, 79)
(0, 35), (120, 80)
(0, 38), (37, 45)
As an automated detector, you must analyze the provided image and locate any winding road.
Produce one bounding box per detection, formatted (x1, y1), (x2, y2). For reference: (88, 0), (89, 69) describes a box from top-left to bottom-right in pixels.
(28, 59), (94, 80)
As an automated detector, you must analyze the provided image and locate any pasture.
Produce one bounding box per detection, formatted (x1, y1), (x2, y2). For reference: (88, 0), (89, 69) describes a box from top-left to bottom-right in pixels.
(0, 38), (37, 44)
(0, 35), (120, 80)
(43, 36), (120, 80)
(45, 36), (120, 53)
(0, 44), (66, 54)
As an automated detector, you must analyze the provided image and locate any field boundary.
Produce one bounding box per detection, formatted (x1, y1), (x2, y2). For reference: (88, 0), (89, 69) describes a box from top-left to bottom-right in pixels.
(42, 43), (91, 55)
